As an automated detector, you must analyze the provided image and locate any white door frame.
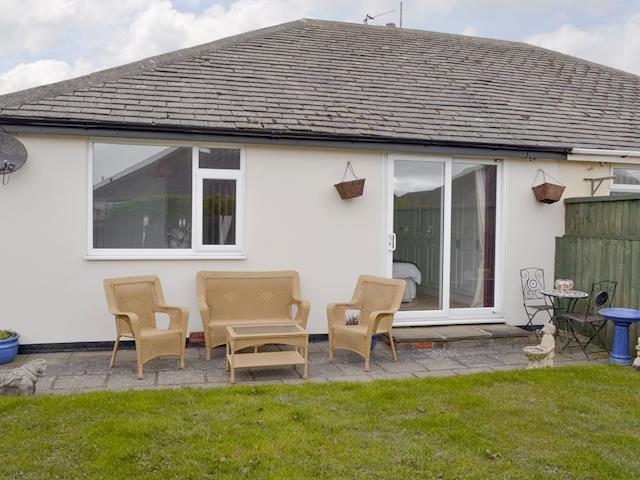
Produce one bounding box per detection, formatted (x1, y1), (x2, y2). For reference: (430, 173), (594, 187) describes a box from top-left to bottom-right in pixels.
(384, 152), (506, 326)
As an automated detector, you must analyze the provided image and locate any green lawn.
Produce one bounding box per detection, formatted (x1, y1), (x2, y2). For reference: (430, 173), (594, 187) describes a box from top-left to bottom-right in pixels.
(1, 366), (639, 479)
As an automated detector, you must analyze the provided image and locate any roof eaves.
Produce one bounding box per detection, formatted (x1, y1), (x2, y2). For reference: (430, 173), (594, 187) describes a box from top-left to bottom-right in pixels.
(0, 114), (571, 157)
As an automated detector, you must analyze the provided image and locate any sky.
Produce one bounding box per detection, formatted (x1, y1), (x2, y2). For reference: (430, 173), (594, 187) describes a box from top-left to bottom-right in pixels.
(1, 0), (639, 95)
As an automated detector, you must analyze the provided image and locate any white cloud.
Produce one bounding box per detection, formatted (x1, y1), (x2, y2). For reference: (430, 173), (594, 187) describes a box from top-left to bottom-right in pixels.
(0, 59), (94, 94)
(101, 0), (309, 66)
(461, 25), (478, 36)
(0, 0), (157, 56)
(0, 0), (74, 54)
(526, 15), (640, 75)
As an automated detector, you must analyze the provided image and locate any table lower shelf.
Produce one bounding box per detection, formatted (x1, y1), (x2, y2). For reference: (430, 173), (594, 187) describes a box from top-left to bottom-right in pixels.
(227, 350), (306, 369)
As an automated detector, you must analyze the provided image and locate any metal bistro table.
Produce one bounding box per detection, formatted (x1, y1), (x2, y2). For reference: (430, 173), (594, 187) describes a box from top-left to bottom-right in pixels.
(599, 307), (640, 365)
(540, 289), (589, 349)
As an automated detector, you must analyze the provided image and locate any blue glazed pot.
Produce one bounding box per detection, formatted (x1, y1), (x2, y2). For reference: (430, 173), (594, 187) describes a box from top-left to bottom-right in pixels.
(0, 334), (19, 365)
(371, 335), (379, 350)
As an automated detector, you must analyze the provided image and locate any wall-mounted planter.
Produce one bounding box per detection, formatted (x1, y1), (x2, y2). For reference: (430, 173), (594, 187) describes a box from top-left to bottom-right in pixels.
(335, 161), (365, 199)
(335, 178), (365, 199)
(0, 333), (19, 365)
(532, 169), (565, 204)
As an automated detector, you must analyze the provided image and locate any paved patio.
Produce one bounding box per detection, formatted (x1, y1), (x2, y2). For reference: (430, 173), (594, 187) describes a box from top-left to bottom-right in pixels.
(3, 339), (610, 396)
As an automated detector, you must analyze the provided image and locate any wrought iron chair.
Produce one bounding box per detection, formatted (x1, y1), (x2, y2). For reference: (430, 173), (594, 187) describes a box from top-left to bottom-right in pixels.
(520, 268), (554, 337)
(557, 280), (616, 357)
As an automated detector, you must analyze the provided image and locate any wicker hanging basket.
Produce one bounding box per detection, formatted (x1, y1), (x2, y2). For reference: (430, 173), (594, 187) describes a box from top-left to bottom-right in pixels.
(532, 169), (565, 204)
(334, 161), (365, 199)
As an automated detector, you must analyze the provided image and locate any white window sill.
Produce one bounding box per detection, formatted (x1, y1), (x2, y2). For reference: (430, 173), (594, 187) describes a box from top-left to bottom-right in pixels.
(85, 252), (247, 261)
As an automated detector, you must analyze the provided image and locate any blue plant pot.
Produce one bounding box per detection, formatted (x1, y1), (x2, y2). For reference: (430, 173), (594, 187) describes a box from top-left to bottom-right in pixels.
(0, 334), (19, 365)
(371, 335), (378, 350)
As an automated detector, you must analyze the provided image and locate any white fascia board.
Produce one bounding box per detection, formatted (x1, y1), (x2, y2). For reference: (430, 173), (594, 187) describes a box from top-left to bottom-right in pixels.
(569, 148), (640, 164)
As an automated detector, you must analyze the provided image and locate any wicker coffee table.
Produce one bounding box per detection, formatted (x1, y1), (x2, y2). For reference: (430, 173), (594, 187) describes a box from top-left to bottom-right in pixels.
(224, 323), (309, 384)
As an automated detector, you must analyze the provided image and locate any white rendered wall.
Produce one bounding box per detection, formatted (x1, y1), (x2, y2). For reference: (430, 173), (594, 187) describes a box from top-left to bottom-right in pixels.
(559, 161), (612, 197)
(500, 159), (565, 326)
(0, 136), (384, 344)
(1, 133), (614, 344)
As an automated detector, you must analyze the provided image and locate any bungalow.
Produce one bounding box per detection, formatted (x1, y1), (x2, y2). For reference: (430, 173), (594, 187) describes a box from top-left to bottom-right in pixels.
(1, 19), (640, 348)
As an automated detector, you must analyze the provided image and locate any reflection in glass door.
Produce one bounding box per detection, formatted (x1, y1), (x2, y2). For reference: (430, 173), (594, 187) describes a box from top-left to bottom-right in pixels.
(393, 160), (445, 311)
(450, 163), (497, 308)
(391, 157), (498, 318)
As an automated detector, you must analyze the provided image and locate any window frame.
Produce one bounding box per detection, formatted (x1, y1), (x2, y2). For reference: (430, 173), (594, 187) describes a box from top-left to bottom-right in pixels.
(87, 138), (246, 260)
(610, 165), (640, 194)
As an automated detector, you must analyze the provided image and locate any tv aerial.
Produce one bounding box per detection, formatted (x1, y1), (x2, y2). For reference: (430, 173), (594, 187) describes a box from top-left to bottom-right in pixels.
(363, 9), (394, 24)
(0, 133), (28, 185)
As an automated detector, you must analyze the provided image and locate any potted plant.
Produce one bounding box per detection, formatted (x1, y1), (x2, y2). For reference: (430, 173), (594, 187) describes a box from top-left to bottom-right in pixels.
(345, 311), (378, 349)
(0, 330), (19, 365)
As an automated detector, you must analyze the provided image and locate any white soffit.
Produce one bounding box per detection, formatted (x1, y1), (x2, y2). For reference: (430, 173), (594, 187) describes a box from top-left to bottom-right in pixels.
(569, 148), (640, 165)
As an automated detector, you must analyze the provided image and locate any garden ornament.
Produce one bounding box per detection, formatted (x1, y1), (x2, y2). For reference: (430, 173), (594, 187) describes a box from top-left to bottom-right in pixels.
(523, 323), (556, 369)
(554, 279), (574, 293)
(0, 359), (47, 396)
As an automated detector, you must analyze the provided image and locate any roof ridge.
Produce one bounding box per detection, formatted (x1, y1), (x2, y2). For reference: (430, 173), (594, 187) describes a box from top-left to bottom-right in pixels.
(304, 18), (541, 49)
(305, 18), (640, 80)
(0, 19), (306, 108)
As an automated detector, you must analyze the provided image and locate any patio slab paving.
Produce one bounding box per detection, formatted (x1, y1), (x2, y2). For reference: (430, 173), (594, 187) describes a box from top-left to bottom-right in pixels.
(0, 340), (610, 396)
(391, 323), (530, 344)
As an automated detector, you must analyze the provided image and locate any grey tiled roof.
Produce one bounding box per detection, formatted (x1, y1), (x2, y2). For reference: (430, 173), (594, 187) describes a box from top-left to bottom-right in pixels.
(1, 18), (639, 151)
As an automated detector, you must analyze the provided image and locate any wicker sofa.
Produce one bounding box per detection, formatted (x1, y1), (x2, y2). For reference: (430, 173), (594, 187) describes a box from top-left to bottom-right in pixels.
(197, 271), (310, 360)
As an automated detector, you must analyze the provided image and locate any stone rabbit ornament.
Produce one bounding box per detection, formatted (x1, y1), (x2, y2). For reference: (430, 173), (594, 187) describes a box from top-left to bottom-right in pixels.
(0, 359), (47, 396)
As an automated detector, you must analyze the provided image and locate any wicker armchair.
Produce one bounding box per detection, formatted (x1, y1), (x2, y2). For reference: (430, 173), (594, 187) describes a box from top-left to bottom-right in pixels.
(197, 271), (310, 360)
(103, 275), (188, 379)
(327, 275), (405, 372)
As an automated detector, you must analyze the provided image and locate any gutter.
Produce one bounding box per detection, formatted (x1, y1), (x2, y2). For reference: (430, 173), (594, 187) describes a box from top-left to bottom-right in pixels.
(569, 148), (640, 164)
(0, 117), (569, 160)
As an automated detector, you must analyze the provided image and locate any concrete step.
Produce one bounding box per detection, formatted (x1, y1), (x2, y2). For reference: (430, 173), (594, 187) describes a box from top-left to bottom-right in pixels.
(387, 323), (535, 350)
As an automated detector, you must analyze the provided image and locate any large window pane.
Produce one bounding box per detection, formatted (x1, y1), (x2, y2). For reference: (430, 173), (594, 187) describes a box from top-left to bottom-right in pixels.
(450, 163), (497, 308)
(393, 160), (445, 311)
(92, 144), (192, 249)
(202, 179), (236, 245)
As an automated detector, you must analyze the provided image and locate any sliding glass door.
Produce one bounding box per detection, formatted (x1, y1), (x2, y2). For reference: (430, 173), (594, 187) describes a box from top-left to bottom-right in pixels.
(389, 156), (499, 321)
(393, 159), (446, 311)
(450, 162), (497, 309)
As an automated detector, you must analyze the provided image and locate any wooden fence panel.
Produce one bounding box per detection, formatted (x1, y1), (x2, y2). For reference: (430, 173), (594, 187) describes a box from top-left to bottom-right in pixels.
(556, 195), (640, 350)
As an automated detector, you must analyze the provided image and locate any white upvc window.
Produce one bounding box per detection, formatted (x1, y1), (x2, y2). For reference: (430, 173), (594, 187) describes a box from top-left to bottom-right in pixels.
(610, 165), (640, 195)
(88, 140), (245, 259)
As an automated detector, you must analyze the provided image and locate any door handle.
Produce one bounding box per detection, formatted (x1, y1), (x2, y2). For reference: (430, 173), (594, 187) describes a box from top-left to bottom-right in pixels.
(389, 233), (396, 251)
